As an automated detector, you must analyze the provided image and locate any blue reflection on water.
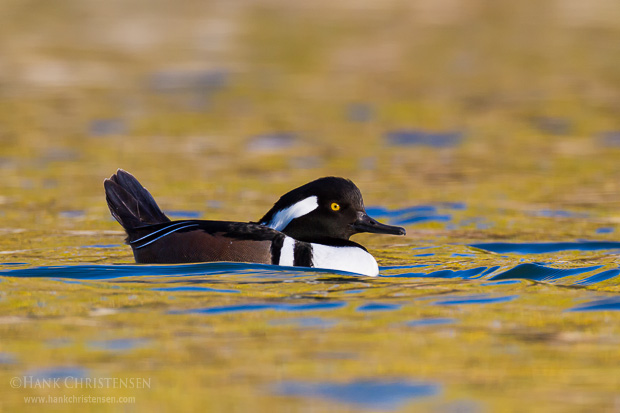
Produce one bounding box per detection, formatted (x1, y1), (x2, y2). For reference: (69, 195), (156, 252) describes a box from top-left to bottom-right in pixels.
(441, 202), (467, 210)
(532, 210), (588, 218)
(88, 338), (150, 352)
(0, 352), (17, 364)
(489, 263), (602, 282)
(1, 252), (618, 287)
(367, 205), (438, 217)
(172, 301), (347, 315)
(26, 367), (89, 380)
(385, 267), (489, 279)
(481, 280), (522, 286)
(393, 215), (452, 225)
(573, 269), (620, 286)
(567, 296), (620, 312)
(406, 318), (455, 327)
(480, 266), (501, 276)
(366, 204), (452, 225)
(471, 241), (620, 254)
(385, 130), (463, 148)
(0, 262), (333, 280)
(275, 379), (441, 410)
(357, 302), (401, 311)
(366, 204), (461, 227)
(269, 317), (337, 328)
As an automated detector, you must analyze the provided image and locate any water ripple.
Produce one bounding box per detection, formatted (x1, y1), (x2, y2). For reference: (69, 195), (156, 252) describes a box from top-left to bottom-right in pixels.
(489, 263), (602, 282)
(274, 379), (441, 410)
(406, 318), (456, 327)
(357, 302), (402, 311)
(432, 294), (518, 306)
(171, 301), (347, 315)
(1, 260), (619, 287)
(471, 241), (620, 254)
(567, 296), (620, 312)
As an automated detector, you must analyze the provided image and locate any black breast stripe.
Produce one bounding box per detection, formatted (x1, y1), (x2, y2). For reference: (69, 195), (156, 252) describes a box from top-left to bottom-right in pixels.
(293, 241), (313, 267)
(270, 234), (285, 265)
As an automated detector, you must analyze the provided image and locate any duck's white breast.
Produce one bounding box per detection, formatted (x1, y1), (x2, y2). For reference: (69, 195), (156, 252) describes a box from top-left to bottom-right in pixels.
(310, 243), (379, 277)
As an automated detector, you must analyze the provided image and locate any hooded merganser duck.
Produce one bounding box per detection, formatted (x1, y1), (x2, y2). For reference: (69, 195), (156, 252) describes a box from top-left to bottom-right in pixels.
(104, 170), (405, 276)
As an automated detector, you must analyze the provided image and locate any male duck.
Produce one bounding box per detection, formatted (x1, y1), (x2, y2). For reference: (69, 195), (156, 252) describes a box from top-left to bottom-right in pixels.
(104, 170), (405, 276)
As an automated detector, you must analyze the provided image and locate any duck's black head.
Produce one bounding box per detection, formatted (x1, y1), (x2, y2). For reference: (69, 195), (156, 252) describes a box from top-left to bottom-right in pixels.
(258, 177), (406, 243)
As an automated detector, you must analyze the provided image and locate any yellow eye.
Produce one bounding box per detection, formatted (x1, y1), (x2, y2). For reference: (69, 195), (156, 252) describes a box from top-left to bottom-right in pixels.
(331, 203), (341, 211)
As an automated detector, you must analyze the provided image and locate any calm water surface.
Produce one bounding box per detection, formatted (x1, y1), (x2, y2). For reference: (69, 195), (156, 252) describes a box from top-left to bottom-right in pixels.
(2, 1), (620, 411)
(2, 204), (620, 412)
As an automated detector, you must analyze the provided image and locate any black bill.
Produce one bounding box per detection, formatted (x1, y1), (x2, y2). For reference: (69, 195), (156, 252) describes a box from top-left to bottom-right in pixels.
(352, 212), (406, 236)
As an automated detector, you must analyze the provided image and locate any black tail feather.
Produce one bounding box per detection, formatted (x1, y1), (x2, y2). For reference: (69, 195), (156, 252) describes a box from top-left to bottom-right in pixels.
(104, 169), (170, 230)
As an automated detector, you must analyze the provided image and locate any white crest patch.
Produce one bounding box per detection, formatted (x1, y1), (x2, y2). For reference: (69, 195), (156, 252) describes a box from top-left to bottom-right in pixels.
(262, 196), (319, 231)
(310, 244), (379, 277)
